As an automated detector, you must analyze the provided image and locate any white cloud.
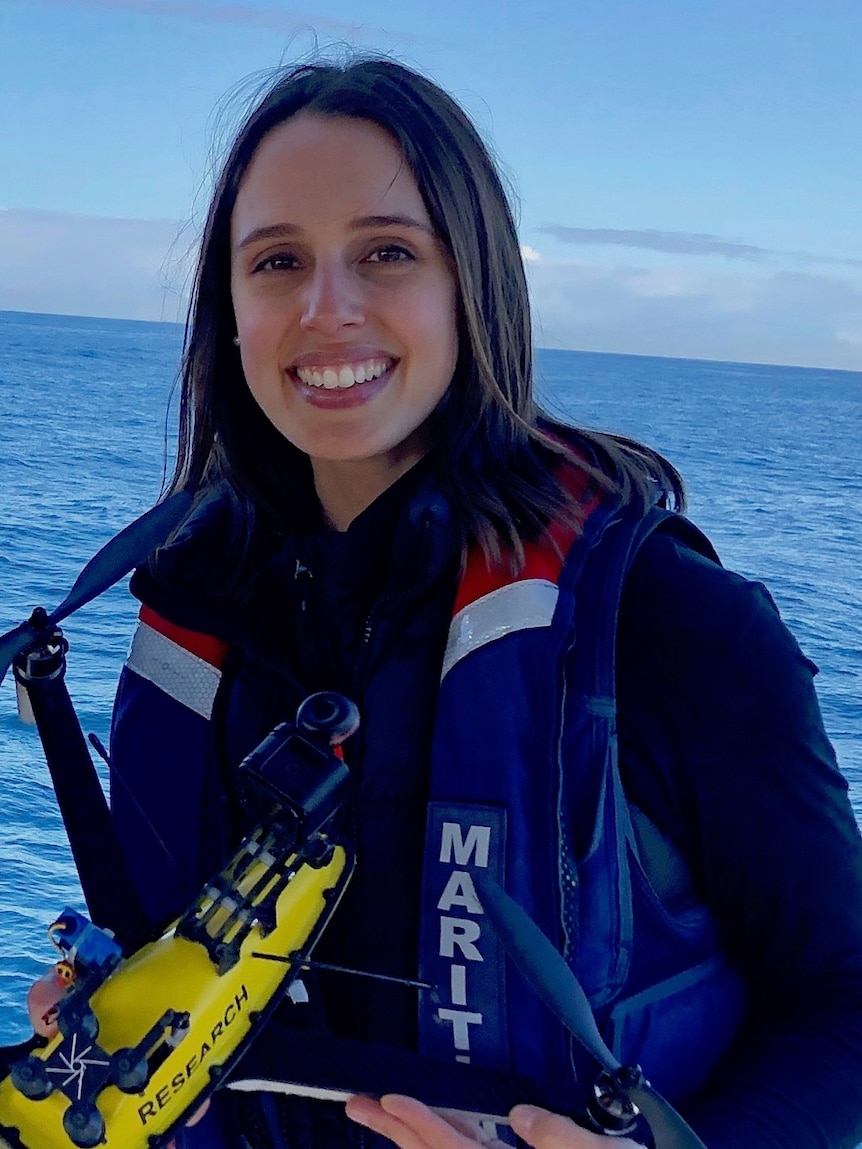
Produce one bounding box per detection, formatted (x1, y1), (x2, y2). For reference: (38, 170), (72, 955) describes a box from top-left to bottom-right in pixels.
(624, 266), (703, 300)
(3, 209), (860, 371)
(836, 326), (862, 348)
(540, 225), (862, 270)
(520, 245), (541, 263)
(525, 258), (862, 371)
(0, 208), (191, 322)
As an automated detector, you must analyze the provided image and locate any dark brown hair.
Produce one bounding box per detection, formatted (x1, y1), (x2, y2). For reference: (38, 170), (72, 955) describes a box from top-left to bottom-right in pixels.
(168, 58), (684, 569)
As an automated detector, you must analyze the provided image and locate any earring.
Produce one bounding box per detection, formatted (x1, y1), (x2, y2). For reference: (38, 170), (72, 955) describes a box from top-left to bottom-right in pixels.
(232, 335), (240, 347)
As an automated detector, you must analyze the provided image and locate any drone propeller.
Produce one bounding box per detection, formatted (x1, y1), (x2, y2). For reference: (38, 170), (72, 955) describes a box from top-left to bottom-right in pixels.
(472, 871), (708, 1149)
(0, 490), (193, 686)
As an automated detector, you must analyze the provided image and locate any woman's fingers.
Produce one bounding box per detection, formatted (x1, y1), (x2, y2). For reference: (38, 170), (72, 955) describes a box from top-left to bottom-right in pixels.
(347, 1095), (459, 1149)
(346, 1095), (643, 1149)
(509, 1105), (641, 1149)
(184, 1099), (211, 1127)
(26, 966), (73, 1038)
(346, 1095), (512, 1149)
(163, 1099), (212, 1149)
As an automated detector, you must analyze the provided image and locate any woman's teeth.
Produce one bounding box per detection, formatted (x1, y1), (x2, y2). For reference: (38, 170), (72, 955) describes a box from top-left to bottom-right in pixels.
(296, 359), (390, 389)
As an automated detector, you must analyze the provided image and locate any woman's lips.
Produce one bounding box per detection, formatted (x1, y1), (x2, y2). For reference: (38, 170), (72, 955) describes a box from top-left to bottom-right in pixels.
(288, 358), (396, 408)
(294, 356), (394, 390)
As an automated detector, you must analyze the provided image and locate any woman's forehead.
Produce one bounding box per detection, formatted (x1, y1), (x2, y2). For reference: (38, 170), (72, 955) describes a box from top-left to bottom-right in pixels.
(231, 114), (430, 240)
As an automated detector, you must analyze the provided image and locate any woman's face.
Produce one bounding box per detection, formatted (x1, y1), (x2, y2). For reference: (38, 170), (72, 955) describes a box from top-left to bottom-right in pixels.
(230, 113), (459, 494)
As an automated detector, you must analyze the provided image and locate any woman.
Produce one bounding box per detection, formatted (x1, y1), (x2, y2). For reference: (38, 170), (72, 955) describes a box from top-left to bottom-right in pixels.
(99, 58), (862, 1149)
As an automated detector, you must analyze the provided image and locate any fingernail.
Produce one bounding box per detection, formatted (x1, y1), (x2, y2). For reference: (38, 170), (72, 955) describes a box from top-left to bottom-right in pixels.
(344, 1097), (371, 1126)
(509, 1105), (540, 1135)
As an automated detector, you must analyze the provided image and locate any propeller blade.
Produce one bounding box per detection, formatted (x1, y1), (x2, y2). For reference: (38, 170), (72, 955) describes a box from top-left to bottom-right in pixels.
(0, 491), (192, 685)
(625, 1078), (708, 1149)
(52, 490), (193, 623)
(472, 872), (708, 1149)
(0, 621), (37, 686)
(472, 870), (618, 1072)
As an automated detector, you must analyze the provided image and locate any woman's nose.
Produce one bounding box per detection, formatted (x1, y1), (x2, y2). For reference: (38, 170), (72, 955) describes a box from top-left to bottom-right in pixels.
(299, 261), (365, 333)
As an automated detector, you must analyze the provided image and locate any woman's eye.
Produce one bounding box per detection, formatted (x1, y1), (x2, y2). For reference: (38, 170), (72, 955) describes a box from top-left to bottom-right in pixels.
(365, 245), (413, 264)
(253, 253), (299, 273)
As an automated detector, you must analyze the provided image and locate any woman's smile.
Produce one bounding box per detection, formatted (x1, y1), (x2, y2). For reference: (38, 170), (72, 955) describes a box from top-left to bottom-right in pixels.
(293, 357), (394, 391)
(286, 346), (398, 408)
(230, 113), (459, 523)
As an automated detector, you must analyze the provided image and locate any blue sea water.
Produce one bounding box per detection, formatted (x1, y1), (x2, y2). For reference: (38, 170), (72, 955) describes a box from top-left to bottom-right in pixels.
(0, 310), (860, 1045)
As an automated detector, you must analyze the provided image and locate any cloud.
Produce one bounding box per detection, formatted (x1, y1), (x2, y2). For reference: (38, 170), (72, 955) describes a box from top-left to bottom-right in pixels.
(541, 226), (766, 261)
(540, 225), (862, 270)
(525, 257), (862, 371)
(24, 0), (395, 40)
(520, 245), (541, 263)
(3, 208), (859, 371)
(0, 208), (190, 322)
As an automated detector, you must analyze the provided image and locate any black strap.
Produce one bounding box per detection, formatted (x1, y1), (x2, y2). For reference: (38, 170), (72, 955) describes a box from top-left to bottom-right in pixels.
(5, 494), (195, 953)
(22, 668), (154, 953)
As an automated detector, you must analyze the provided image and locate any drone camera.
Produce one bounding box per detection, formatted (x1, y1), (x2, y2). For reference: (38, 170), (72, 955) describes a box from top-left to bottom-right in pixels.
(238, 693), (355, 842)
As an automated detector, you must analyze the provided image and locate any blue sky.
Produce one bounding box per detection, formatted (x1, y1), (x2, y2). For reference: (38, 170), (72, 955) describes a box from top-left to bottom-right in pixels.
(1, 0), (861, 368)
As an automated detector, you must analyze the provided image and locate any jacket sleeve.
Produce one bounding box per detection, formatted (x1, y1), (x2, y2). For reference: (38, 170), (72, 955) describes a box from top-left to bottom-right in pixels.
(617, 529), (862, 1149)
(109, 604), (229, 929)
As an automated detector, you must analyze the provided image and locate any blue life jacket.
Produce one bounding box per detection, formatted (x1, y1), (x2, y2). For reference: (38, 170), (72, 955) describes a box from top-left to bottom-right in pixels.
(111, 492), (746, 1111)
(418, 498), (746, 1104)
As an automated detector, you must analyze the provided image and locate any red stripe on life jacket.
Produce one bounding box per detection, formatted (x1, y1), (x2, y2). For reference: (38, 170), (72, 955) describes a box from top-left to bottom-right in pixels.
(453, 465), (602, 615)
(139, 605), (228, 669)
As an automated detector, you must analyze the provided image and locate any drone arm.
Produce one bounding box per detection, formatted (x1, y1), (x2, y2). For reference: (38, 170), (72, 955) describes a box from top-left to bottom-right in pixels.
(15, 642), (153, 954)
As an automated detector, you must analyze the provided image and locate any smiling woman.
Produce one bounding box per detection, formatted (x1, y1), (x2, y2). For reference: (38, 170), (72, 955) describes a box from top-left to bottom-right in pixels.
(229, 114), (458, 529)
(9, 56), (862, 1149)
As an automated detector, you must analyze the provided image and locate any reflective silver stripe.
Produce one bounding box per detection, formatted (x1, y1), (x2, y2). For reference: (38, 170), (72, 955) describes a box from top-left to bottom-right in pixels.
(441, 579), (559, 681)
(125, 621), (222, 720)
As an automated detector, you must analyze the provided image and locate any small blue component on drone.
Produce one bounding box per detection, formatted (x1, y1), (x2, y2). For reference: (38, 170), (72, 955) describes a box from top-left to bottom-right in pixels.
(48, 907), (123, 975)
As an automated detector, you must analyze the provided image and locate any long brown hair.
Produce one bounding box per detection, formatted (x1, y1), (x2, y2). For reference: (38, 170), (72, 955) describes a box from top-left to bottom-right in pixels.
(169, 58), (684, 571)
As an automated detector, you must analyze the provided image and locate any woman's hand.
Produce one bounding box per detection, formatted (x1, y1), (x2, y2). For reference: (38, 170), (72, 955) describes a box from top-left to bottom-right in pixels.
(346, 1094), (510, 1149)
(508, 1106), (641, 1149)
(345, 1095), (642, 1149)
(26, 964), (72, 1037)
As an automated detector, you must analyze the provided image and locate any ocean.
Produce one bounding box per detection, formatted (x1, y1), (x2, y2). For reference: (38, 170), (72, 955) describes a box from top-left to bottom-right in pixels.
(0, 309), (860, 1045)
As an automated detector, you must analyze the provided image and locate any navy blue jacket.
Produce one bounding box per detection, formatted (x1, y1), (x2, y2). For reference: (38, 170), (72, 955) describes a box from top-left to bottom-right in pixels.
(110, 470), (862, 1149)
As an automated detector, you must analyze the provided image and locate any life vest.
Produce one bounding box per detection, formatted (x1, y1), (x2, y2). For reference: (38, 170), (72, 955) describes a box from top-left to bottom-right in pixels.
(418, 496), (746, 1103)
(113, 491), (746, 1109)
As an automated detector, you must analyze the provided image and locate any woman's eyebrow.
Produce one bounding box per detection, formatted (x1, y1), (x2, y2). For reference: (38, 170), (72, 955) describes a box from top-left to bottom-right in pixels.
(349, 214), (435, 235)
(236, 214), (434, 252)
(236, 223), (300, 250)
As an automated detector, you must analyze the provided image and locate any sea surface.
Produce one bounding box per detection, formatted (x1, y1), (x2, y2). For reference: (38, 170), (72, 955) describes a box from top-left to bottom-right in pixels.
(0, 309), (860, 1043)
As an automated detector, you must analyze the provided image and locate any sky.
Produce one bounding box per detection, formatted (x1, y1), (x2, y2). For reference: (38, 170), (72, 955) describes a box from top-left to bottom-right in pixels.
(1, 0), (861, 369)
